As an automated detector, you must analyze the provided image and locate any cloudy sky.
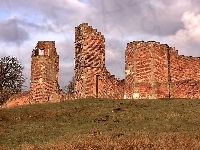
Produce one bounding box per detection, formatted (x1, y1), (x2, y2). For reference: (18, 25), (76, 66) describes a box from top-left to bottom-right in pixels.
(0, 0), (200, 90)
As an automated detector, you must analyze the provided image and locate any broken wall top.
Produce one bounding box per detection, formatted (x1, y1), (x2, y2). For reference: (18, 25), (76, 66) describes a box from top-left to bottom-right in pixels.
(75, 23), (105, 42)
(126, 41), (200, 59)
(32, 41), (58, 57)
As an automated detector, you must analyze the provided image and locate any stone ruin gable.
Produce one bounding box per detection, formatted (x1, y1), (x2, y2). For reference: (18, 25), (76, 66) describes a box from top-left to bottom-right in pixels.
(125, 41), (170, 99)
(74, 23), (105, 98)
(74, 23), (124, 99)
(30, 41), (62, 103)
(169, 48), (200, 99)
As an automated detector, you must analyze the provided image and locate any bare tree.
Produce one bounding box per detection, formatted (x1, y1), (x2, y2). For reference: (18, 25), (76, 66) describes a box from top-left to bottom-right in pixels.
(0, 56), (26, 105)
(63, 76), (74, 94)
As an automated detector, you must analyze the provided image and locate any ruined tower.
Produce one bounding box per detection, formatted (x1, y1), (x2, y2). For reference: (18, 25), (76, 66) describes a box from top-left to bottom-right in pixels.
(74, 23), (105, 98)
(74, 23), (124, 99)
(30, 41), (60, 103)
(125, 41), (170, 99)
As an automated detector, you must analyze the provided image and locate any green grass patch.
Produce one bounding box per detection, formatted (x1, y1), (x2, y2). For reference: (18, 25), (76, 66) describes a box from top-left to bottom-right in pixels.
(0, 98), (200, 149)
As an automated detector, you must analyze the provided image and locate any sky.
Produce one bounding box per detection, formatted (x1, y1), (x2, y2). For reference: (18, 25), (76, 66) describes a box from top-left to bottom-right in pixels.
(0, 0), (200, 90)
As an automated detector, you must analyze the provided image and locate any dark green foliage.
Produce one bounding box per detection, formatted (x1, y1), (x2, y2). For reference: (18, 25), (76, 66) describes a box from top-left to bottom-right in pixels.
(0, 56), (26, 105)
(63, 76), (74, 94)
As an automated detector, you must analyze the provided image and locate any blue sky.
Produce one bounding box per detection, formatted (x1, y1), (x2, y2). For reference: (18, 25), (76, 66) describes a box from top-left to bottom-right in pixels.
(0, 0), (200, 90)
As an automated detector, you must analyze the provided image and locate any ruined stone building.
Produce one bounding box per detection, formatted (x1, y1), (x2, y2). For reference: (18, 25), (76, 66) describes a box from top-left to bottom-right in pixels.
(125, 41), (200, 99)
(30, 41), (63, 103)
(2, 41), (65, 108)
(74, 23), (200, 100)
(74, 23), (124, 99)
(2, 23), (200, 108)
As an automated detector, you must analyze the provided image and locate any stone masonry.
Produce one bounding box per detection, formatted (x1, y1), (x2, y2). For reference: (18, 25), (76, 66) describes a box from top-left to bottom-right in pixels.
(74, 23), (124, 99)
(30, 41), (61, 103)
(169, 49), (200, 98)
(2, 41), (66, 108)
(2, 23), (200, 108)
(125, 41), (200, 99)
(125, 41), (170, 99)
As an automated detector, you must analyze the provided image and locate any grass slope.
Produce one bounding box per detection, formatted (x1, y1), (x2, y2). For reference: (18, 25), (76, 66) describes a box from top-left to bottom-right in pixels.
(0, 98), (200, 149)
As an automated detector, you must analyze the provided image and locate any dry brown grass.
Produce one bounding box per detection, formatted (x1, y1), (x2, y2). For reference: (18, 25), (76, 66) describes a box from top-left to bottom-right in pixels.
(14, 133), (200, 150)
(1, 98), (200, 149)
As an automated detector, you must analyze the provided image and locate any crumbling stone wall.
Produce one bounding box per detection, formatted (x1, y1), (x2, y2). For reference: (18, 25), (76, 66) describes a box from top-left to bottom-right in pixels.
(3, 23), (200, 108)
(2, 41), (67, 108)
(169, 48), (200, 98)
(97, 71), (125, 99)
(74, 23), (124, 99)
(74, 24), (200, 99)
(125, 41), (169, 99)
(30, 41), (61, 103)
(2, 91), (30, 108)
(125, 41), (200, 99)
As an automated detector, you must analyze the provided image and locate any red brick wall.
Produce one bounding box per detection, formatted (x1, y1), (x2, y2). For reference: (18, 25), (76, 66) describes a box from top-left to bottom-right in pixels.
(74, 23), (124, 99)
(74, 23), (105, 98)
(169, 48), (200, 98)
(98, 70), (125, 99)
(153, 43), (169, 98)
(125, 41), (200, 99)
(4, 23), (200, 108)
(30, 41), (61, 103)
(125, 41), (169, 99)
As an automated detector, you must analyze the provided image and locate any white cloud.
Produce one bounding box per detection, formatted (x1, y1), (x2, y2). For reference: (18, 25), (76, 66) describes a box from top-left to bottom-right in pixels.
(168, 11), (200, 56)
(1, 0), (200, 88)
(182, 12), (200, 42)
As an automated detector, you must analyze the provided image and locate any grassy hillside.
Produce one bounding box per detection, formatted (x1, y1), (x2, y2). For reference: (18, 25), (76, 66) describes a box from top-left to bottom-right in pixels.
(0, 98), (200, 149)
